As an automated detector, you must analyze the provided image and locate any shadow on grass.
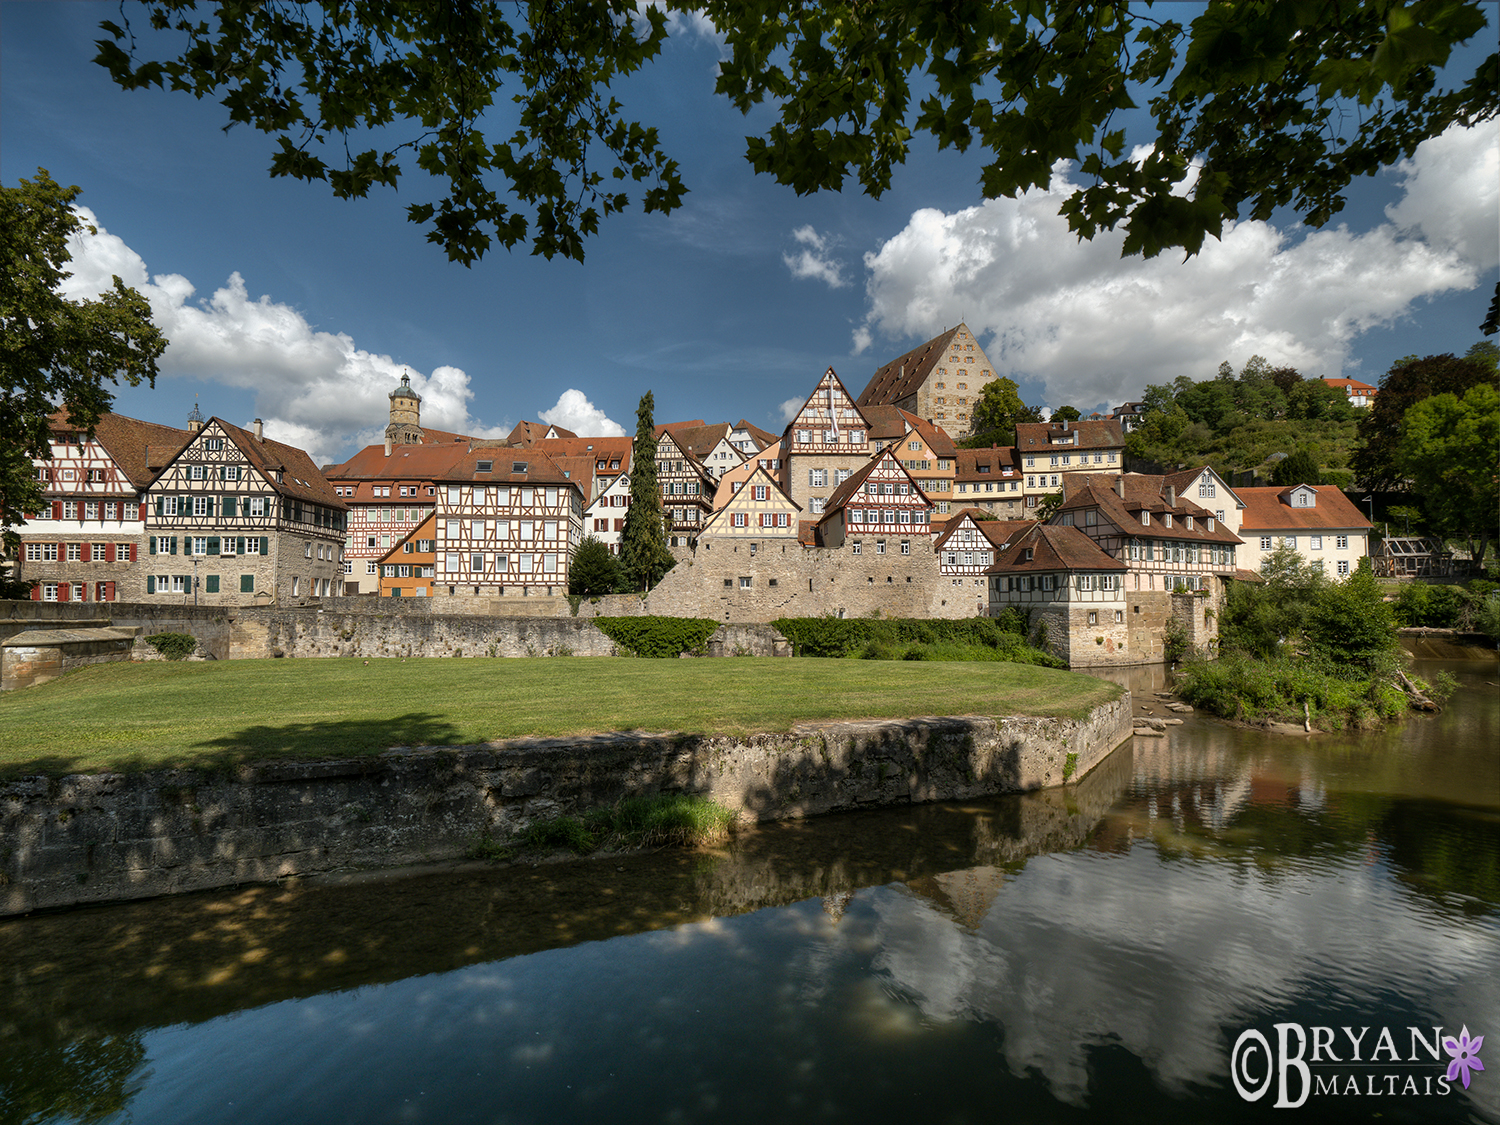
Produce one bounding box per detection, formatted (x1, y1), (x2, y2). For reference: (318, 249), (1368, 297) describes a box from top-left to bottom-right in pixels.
(0, 713), (464, 780)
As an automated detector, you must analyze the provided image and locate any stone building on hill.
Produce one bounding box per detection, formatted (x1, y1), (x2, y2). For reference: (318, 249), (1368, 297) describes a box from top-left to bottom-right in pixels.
(855, 322), (998, 434)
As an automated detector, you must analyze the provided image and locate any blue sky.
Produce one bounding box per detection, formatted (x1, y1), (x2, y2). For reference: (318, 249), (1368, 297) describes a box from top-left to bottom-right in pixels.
(3, 2), (1496, 465)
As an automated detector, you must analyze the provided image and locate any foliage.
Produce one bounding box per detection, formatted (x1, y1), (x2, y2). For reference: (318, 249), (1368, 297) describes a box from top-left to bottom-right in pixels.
(1175, 652), (1409, 730)
(1, 169), (166, 551)
(1270, 448), (1322, 487)
(961, 376), (1042, 447)
(1218, 544), (1329, 658)
(521, 793), (736, 854)
(1353, 351), (1498, 490)
(568, 535), (622, 597)
(772, 615), (1064, 667)
(592, 615), (718, 658)
(0, 575), (38, 600)
(1392, 383), (1500, 567)
(1162, 617), (1190, 664)
(1305, 565), (1398, 670)
(144, 632), (198, 661)
(619, 391), (674, 591)
(1051, 405), (1081, 422)
(1392, 580), (1499, 630)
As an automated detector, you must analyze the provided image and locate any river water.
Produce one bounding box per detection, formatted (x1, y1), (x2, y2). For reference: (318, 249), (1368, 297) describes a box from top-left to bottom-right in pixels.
(2, 660), (1497, 1125)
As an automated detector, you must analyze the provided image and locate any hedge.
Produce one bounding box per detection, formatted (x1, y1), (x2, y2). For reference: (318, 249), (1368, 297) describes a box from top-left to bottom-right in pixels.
(592, 616), (720, 658)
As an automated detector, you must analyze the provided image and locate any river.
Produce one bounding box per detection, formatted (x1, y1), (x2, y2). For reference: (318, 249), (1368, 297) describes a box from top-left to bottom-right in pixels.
(2, 660), (1496, 1124)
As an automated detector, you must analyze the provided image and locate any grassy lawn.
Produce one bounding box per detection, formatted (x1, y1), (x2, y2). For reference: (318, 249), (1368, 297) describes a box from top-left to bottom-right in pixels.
(0, 657), (1122, 779)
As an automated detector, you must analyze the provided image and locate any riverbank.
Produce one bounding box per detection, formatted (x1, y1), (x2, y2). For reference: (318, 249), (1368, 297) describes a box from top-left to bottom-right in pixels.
(0, 671), (1132, 914)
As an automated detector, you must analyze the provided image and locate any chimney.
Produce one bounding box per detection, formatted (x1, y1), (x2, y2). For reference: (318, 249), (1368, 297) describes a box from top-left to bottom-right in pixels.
(253, 418), (264, 442)
(1164, 484), (1176, 508)
(1114, 477), (1125, 499)
(384, 437), (393, 457)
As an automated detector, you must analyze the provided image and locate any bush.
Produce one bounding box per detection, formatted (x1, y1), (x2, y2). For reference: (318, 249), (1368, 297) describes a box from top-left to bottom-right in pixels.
(145, 632), (198, 660)
(521, 794), (735, 854)
(593, 616), (719, 657)
(771, 615), (1062, 666)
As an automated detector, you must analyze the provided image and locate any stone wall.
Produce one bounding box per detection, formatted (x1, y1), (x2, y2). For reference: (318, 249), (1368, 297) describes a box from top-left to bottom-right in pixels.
(1, 626), (140, 691)
(0, 694), (1131, 914)
(0, 599), (235, 661)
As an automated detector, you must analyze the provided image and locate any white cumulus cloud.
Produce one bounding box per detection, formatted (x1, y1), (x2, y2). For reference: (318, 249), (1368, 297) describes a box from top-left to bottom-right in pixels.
(783, 225), (849, 289)
(776, 395), (805, 424)
(537, 389), (626, 437)
(856, 123), (1496, 408)
(57, 212), (511, 466)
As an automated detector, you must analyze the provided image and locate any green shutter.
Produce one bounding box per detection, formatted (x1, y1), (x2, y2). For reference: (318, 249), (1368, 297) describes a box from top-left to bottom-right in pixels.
(169, 536), (177, 555)
(240, 574), (254, 593)
(205, 575), (219, 593)
(146, 575), (156, 594)
(218, 466), (225, 480)
(155, 496), (164, 516)
(207, 537), (220, 555)
(236, 536), (245, 554)
(260, 536), (269, 555)
(148, 537), (156, 556)
(223, 496), (236, 518)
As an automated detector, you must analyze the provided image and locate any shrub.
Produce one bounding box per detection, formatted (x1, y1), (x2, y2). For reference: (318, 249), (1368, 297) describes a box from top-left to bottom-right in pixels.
(771, 615), (1063, 666)
(522, 794), (735, 853)
(145, 632), (197, 660)
(593, 616), (719, 657)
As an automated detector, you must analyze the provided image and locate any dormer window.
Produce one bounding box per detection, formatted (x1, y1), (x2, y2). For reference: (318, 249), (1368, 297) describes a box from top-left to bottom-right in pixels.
(476, 460), (493, 473)
(512, 461), (528, 473)
(1207, 518), (1215, 532)
(1185, 515), (1194, 530)
(1023, 547), (1034, 561)
(1141, 511), (1150, 526)
(1163, 513), (1173, 528)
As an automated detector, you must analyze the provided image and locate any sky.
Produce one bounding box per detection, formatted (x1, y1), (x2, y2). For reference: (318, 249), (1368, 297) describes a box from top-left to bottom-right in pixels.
(3, 2), (1496, 467)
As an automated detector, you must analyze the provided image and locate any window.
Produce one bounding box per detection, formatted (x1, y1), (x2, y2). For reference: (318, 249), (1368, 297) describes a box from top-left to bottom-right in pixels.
(1336, 535), (1349, 549)
(1311, 536), (1323, 550)
(753, 485), (768, 501)
(193, 538), (208, 556)
(733, 512), (747, 527)
(1283, 536), (1297, 550)
(810, 498), (825, 514)
(1260, 536), (1273, 550)
(249, 497), (265, 517)
(224, 466), (241, 481)
(1337, 560), (1350, 576)
(245, 538), (261, 555)
(304, 542), (313, 558)
(809, 469), (827, 488)
(189, 464), (205, 480)
(739, 576), (752, 588)
(116, 542), (131, 560)
(876, 540), (886, 554)
(900, 540), (910, 555)
(367, 561), (378, 574)
(852, 541), (862, 555)
(1088, 611), (1098, 625)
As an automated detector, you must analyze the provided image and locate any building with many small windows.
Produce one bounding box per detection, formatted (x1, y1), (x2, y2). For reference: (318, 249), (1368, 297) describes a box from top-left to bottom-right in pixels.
(378, 513), (437, 597)
(141, 416), (347, 604)
(781, 367), (874, 517)
(855, 322), (998, 434)
(814, 446), (934, 551)
(952, 447), (1025, 518)
(1014, 419), (1125, 500)
(16, 411), (191, 603)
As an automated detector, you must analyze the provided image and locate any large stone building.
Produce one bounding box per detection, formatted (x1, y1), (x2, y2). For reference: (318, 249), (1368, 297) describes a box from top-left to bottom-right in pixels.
(856, 322), (998, 434)
(16, 411), (191, 603)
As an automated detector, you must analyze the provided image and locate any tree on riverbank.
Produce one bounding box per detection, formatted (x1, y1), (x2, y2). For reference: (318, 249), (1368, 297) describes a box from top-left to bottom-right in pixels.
(620, 392), (674, 592)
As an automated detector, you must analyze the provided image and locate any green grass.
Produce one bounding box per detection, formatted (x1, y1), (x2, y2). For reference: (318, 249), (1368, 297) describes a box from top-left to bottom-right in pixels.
(515, 793), (739, 855)
(0, 657), (1122, 779)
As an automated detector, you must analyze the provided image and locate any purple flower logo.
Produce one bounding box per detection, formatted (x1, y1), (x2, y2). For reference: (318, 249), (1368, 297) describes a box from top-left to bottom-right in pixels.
(1444, 1026), (1485, 1090)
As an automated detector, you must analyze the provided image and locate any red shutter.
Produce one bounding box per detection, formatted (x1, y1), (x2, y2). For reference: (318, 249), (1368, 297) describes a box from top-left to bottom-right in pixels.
(82, 543), (92, 562)
(58, 583), (70, 602)
(129, 543), (137, 562)
(105, 543), (115, 562)
(52, 501), (63, 520)
(29, 585), (41, 601)
(105, 582), (116, 601)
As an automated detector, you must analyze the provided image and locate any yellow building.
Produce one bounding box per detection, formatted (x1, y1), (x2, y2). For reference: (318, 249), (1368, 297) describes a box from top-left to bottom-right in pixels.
(378, 513), (437, 598)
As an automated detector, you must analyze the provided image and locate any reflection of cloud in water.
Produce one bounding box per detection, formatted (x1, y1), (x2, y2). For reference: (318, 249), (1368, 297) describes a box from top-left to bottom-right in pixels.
(862, 847), (1499, 1108)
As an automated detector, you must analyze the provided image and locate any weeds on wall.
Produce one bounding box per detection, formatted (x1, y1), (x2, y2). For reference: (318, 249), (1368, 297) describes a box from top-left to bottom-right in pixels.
(144, 632), (197, 661)
(772, 615), (1064, 668)
(511, 793), (736, 856)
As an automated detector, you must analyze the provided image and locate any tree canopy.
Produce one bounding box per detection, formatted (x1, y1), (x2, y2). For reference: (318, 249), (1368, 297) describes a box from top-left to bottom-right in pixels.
(1352, 350), (1497, 489)
(962, 376), (1042, 448)
(1, 169), (166, 550)
(1393, 383), (1500, 566)
(96, 1), (1498, 264)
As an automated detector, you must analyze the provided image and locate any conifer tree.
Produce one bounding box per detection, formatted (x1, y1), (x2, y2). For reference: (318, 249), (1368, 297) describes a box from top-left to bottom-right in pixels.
(620, 391), (674, 591)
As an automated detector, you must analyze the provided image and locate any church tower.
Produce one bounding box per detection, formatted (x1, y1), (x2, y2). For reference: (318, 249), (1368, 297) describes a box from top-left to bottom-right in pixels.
(386, 371), (424, 445)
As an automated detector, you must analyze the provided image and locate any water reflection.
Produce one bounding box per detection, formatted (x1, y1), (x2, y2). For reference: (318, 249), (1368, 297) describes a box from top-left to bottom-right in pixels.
(1, 662), (1495, 1124)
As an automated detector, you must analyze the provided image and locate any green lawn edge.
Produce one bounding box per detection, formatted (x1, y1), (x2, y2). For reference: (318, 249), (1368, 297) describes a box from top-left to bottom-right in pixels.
(0, 658), (1124, 780)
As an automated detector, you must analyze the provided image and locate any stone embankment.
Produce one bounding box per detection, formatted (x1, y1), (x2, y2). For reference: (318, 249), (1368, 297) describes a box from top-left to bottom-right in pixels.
(0, 694), (1131, 915)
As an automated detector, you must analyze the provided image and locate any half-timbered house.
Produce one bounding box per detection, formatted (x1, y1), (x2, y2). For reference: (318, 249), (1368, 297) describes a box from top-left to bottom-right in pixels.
(378, 513), (437, 598)
(781, 368), (874, 516)
(17, 411), (191, 602)
(813, 447), (934, 553)
(865, 407), (957, 516)
(654, 430), (716, 545)
(934, 511), (1018, 616)
(142, 417), (347, 604)
(583, 469), (633, 555)
(698, 466), (801, 541)
(431, 448), (586, 596)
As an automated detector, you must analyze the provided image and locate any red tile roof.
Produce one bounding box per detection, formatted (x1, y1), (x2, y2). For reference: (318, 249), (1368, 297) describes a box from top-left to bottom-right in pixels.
(985, 522), (1125, 573)
(1056, 474), (1243, 545)
(954, 446), (1020, 482)
(1236, 486), (1373, 532)
(933, 512), (1032, 551)
(48, 410), (193, 490)
(1015, 418), (1125, 452)
(214, 418), (346, 508)
(325, 442), (475, 482)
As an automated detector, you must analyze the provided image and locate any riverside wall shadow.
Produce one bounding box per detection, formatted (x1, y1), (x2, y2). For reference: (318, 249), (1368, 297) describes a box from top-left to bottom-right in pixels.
(0, 742), (1132, 1056)
(0, 694), (1130, 915)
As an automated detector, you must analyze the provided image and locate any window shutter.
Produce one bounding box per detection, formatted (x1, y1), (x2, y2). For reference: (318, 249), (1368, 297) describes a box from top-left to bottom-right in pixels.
(105, 543), (115, 562)
(129, 544), (137, 562)
(58, 583), (70, 602)
(106, 582), (116, 600)
(81, 543), (91, 562)
(241, 574), (253, 593)
(237, 537), (245, 554)
(147, 575), (156, 594)
(205, 575), (219, 593)
(148, 537), (156, 556)
(218, 466), (225, 480)
(207, 537), (220, 555)
(170, 537), (177, 555)
(260, 536), (269, 556)
(223, 496), (236, 518)
(52, 500), (63, 520)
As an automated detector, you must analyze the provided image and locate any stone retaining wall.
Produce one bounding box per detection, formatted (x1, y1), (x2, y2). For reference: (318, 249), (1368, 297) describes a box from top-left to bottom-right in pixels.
(0, 694), (1130, 914)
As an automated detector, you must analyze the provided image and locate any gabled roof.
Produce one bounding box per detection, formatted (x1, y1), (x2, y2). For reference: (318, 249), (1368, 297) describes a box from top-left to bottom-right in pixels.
(933, 511), (1027, 551)
(1236, 486), (1373, 532)
(654, 420), (707, 438)
(208, 418), (346, 508)
(668, 422), (740, 463)
(734, 419), (780, 450)
(856, 325), (963, 408)
(46, 410), (194, 490)
(700, 465), (801, 534)
(1054, 474), (1243, 544)
(1015, 418), (1125, 451)
(445, 447), (587, 489)
(530, 435), (632, 463)
(506, 420), (577, 446)
(1322, 378), (1378, 393)
(985, 522), (1125, 573)
(377, 513), (437, 565)
(780, 368), (874, 440)
(954, 446), (1020, 481)
(815, 446), (928, 527)
(710, 458), (763, 509)
(1161, 465), (1246, 510)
